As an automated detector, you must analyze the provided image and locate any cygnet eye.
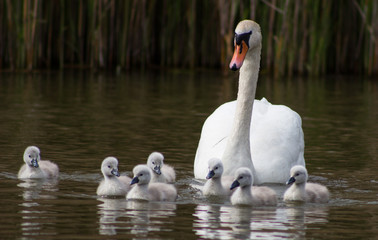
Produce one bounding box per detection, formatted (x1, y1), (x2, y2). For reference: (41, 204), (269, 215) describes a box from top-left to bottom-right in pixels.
(29, 155), (31, 158)
(108, 165), (111, 168)
(139, 173), (143, 176)
(215, 167), (218, 170)
(295, 173), (299, 176)
(152, 161), (155, 165)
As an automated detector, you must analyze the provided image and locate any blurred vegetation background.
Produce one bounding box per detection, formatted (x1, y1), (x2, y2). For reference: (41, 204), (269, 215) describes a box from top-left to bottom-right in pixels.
(0, 0), (377, 76)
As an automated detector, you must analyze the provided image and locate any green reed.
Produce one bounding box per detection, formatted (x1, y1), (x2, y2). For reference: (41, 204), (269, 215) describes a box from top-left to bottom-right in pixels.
(0, 0), (377, 76)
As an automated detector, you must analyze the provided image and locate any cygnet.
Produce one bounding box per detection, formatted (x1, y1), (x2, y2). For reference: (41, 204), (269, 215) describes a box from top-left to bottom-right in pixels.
(284, 165), (329, 203)
(146, 152), (176, 183)
(230, 167), (277, 206)
(97, 157), (132, 197)
(126, 165), (177, 202)
(18, 146), (59, 179)
(203, 158), (234, 196)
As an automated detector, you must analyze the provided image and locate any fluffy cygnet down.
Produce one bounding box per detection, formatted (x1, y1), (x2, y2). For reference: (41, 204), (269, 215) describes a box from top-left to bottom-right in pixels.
(18, 146), (59, 179)
(230, 167), (277, 206)
(146, 152), (176, 183)
(284, 165), (329, 203)
(126, 165), (177, 202)
(203, 158), (234, 197)
(97, 157), (132, 197)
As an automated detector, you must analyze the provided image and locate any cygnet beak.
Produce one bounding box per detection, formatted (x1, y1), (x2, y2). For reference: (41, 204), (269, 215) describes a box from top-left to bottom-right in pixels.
(111, 169), (120, 177)
(230, 180), (240, 190)
(130, 177), (139, 185)
(31, 158), (39, 168)
(206, 170), (215, 179)
(286, 177), (296, 185)
(153, 165), (161, 175)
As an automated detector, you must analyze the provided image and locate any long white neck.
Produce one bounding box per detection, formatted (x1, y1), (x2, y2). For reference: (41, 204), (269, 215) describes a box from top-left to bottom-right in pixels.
(222, 45), (261, 182)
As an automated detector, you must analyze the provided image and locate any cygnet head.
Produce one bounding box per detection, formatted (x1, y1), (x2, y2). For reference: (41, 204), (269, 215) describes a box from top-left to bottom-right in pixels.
(23, 146), (41, 168)
(147, 152), (164, 175)
(206, 158), (224, 179)
(287, 165), (308, 185)
(230, 167), (253, 190)
(130, 165), (151, 185)
(101, 157), (121, 178)
(229, 20), (262, 71)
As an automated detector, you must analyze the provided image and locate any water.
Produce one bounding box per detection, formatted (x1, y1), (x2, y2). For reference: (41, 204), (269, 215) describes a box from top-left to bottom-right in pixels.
(0, 71), (377, 239)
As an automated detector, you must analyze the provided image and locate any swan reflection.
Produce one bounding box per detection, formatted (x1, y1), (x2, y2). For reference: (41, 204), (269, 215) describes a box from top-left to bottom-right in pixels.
(18, 178), (59, 236)
(193, 203), (329, 239)
(97, 198), (176, 236)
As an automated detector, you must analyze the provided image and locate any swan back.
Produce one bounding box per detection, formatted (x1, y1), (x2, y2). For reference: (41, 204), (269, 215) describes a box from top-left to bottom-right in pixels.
(18, 146), (59, 179)
(284, 165), (329, 203)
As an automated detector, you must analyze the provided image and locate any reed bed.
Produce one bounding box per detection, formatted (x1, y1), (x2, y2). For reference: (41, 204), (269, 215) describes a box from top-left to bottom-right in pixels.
(0, 0), (377, 76)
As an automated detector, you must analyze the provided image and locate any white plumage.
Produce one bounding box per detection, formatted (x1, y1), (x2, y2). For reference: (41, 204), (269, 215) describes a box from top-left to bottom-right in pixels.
(97, 157), (131, 197)
(18, 146), (59, 179)
(194, 20), (305, 184)
(284, 165), (330, 203)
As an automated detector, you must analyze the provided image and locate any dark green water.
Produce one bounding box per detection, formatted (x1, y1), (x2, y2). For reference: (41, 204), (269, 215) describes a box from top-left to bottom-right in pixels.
(0, 71), (377, 239)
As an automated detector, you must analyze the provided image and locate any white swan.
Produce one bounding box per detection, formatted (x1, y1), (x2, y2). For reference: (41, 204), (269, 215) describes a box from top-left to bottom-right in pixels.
(230, 167), (277, 206)
(203, 158), (234, 197)
(126, 165), (177, 202)
(18, 146), (59, 179)
(146, 152), (176, 183)
(284, 165), (330, 203)
(97, 157), (132, 197)
(194, 20), (305, 184)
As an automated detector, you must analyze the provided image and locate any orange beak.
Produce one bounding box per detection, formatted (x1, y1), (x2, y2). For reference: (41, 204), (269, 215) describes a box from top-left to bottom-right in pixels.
(229, 40), (249, 71)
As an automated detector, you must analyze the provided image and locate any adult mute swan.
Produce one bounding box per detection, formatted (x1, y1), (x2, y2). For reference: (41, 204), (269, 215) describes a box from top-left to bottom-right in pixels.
(97, 157), (132, 197)
(126, 165), (177, 202)
(284, 165), (329, 203)
(146, 152), (176, 183)
(230, 167), (277, 206)
(194, 20), (305, 184)
(18, 146), (59, 179)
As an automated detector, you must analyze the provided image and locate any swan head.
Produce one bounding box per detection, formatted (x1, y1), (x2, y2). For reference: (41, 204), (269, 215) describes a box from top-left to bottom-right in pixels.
(147, 152), (165, 175)
(101, 157), (121, 178)
(286, 165), (308, 185)
(206, 158), (224, 179)
(230, 167), (253, 190)
(23, 146), (41, 168)
(131, 165), (151, 185)
(229, 20), (262, 71)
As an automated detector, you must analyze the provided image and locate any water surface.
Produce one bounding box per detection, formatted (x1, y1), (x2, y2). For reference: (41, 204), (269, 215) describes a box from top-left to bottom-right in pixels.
(0, 71), (377, 239)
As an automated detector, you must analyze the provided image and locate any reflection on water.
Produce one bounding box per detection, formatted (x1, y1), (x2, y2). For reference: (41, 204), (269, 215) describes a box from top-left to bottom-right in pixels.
(18, 178), (59, 201)
(0, 71), (377, 239)
(194, 204), (329, 239)
(97, 198), (177, 237)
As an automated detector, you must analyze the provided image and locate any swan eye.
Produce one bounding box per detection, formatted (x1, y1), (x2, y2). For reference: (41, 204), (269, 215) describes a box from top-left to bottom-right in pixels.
(152, 162), (155, 165)
(240, 176), (244, 179)
(139, 173), (143, 176)
(108, 165), (111, 168)
(215, 167), (218, 170)
(29, 155), (31, 158)
(295, 173), (299, 176)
